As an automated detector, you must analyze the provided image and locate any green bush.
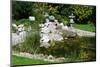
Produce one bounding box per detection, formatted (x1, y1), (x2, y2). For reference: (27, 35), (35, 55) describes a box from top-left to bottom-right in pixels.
(15, 19), (30, 25)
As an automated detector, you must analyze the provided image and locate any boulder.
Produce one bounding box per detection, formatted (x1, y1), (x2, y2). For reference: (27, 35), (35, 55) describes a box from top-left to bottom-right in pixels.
(62, 27), (77, 38)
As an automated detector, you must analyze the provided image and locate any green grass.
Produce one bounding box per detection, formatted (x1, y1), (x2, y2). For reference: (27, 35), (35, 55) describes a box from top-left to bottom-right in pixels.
(12, 55), (50, 66)
(73, 24), (95, 32)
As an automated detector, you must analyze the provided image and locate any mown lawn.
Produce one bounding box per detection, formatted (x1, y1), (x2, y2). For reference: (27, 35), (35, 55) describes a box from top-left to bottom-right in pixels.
(73, 24), (96, 32)
(12, 55), (50, 66)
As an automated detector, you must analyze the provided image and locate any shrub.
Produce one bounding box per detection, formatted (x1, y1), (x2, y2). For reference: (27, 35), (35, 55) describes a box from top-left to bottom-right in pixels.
(15, 19), (30, 25)
(39, 36), (96, 61)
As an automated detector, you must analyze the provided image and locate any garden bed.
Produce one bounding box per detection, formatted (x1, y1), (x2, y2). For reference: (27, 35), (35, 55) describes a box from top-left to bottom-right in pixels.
(12, 36), (96, 65)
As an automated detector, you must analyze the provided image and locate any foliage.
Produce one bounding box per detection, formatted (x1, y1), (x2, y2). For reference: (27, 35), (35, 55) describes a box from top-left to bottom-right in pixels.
(39, 37), (96, 61)
(58, 5), (71, 16)
(31, 3), (59, 24)
(59, 4), (95, 24)
(71, 5), (94, 24)
(12, 25), (17, 33)
(12, 1), (96, 24)
(12, 1), (96, 63)
(14, 19), (30, 25)
(12, 1), (33, 20)
(12, 19), (40, 31)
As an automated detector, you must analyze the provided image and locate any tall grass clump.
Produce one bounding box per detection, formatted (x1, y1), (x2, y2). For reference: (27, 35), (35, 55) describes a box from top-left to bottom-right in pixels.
(12, 30), (40, 54)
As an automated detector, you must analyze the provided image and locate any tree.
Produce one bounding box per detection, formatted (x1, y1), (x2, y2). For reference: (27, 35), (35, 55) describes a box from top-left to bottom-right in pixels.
(32, 3), (59, 24)
(71, 5), (94, 24)
(58, 4), (95, 24)
(12, 1), (33, 20)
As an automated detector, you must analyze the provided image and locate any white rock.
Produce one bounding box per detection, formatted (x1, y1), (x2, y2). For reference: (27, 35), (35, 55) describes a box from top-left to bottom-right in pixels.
(17, 24), (25, 32)
(45, 18), (49, 23)
(54, 20), (58, 22)
(53, 34), (63, 41)
(49, 33), (63, 41)
(12, 33), (24, 45)
(40, 35), (50, 43)
(29, 16), (35, 21)
(18, 24), (24, 28)
(19, 31), (26, 37)
(41, 27), (50, 34)
(48, 16), (55, 21)
(39, 17), (65, 48)
(48, 55), (54, 60)
(12, 31), (27, 45)
(56, 57), (65, 62)
(62, 26), (68, 31)
(60, 23), (64, 27)
(39, 24), (44, 28)
(12, 24), (18, 29)
(40, 42), (50, 48)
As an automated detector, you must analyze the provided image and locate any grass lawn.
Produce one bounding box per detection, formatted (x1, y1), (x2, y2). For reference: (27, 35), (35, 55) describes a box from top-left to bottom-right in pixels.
(73, 24), (96, 32)
(12, 55), (50, 66)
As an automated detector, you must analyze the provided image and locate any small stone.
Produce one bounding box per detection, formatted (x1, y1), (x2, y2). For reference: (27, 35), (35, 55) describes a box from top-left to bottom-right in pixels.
(29, 16), (35, 21)
(57, 57), (65, 62)
(12, 24), (18, 29)
(48, 55), (54, 60)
